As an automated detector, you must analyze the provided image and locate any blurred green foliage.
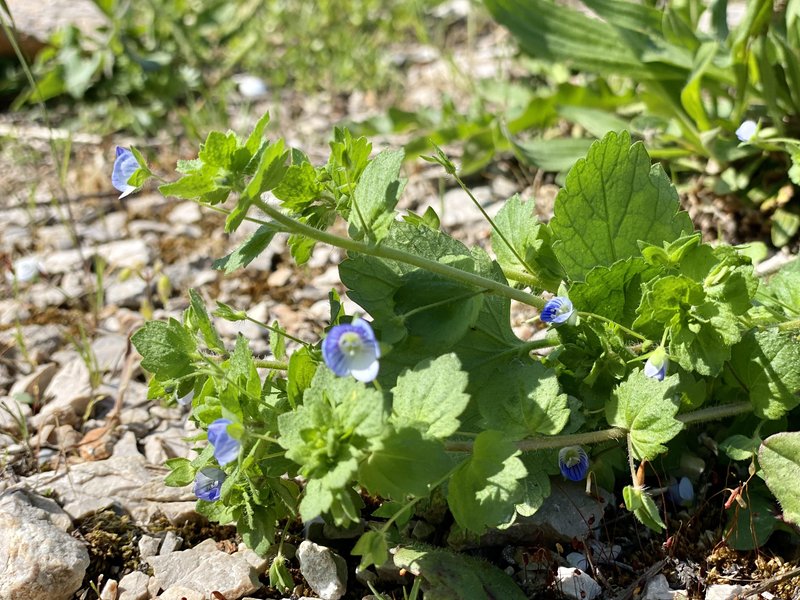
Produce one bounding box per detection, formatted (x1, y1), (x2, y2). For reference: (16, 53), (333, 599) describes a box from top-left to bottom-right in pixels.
(1, 0), (437, 135)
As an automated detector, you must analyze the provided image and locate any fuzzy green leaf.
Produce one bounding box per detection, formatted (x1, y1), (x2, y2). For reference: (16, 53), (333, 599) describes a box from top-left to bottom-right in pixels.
(132, 318), (196, 379)
(606, 370), (682, 460)
(760, 432), (800, 526)
(491, 195), (563, 290)
(359, 428), (452, 499)
(391, 354), (470, 439)
(348, 149), (405, 243)
(728, 330), (800, 419)
(447, 430), (526, 532)
(623, 485), (665, 532)
(550, 131), (692, 281)
(352, 530), (389, 570)
(212, 223), (283, 274)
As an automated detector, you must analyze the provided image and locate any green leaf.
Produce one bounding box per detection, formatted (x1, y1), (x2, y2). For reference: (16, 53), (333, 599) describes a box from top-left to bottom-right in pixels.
(550, 131), (692, 281)
(268, 553), (293, 592)
(623, 485), (665, 532)
(359, 427), (452, 499)
(268, 321), (287, 361)
(491, 195), (563, 290)
(511, 136), (595, 173)
(188, 289), (224, 352)
(725, 485), (776, 550)
(392, 545), (528, 600)
(606, 370), (682, 460)
(475, 360), (569, 437)
(273, 162), (322, 211)
(245, 112), (271, 155)
(761, 258), (800, 316)
(239, 504), (276, 556)
(720, 434), (760, 462)
(515, 456), (552, 517)
(352, 530), (389, 570)
(570, 258), (659, 327)
(199, 131), (238, 168)
(447, 430), (526, 532)
(728, 330), (800, 419)
(348, 149), (405, 243)
(287, 347), (317, 408)
(212, 224), (283, 274)
(159, 173), (218, 200)
(164, 457), (195, 487)
(771, 208), (800, 248)
(390, 354), (470, 439)
(760, 432), (800, 526)
(132, 318), (197, 379)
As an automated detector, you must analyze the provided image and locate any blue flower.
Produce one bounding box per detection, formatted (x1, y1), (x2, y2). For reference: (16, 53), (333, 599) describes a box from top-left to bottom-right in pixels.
(111, 146), (139, 198)
(322, 317), (380, 382)
(736, 120), (757, 143)
(193, 467), (226, 501)
(644, 346), (668, 381)
(540, 296), (575, 325)
(559, 446), (589, 481)
(207, 418), (240, 466)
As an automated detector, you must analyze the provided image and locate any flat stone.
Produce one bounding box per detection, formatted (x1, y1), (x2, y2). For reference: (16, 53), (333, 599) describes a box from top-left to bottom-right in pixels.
(644, 574), (684, 600)
(146, 539), (261, 598)
(41, 248), (84, 274)
(90, 334), (129, 372)
(168, 201), (202, 224)
(297, 540), (348, 600)
(105, 277), (148, 308)
(138, 535), (162, 559)
(22, 454), (194, 523)
(705, 584), (749, 600)
(9, 362), (58, 401)
(159, 531), (183, 555)
(101, 239), (153, 269)
(0, 490), (89, 600)
(33, 357), (93, 429)
(0, 396), (33, 434)
(555, 567), (602, 600)
(118, 571), (150, 600)
(157, 586), (204, 600)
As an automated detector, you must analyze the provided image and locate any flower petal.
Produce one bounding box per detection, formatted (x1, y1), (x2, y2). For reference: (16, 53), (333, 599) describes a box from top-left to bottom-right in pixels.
(112, 147), (139, 197)
(207, 418), (241, 466)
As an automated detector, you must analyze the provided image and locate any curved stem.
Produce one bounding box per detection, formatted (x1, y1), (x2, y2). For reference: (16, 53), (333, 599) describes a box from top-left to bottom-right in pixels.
(502, 266), (543, 289)
(245, 315), (307, 346)
(579, 311), (649, 341)
(443, 401), (753, 454)
(255, 199), (545, 309)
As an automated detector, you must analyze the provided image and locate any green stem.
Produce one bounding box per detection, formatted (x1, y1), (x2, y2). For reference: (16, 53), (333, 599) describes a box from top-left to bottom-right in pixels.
(254, 359), (289, 370)
(450, 171), (536, 277)
(578, 311), (649, 342)
(245, 315), (307, 346)
(501, 266), (543, 289)
(254, 199), (545, 309)
(443, 402), (753, 454)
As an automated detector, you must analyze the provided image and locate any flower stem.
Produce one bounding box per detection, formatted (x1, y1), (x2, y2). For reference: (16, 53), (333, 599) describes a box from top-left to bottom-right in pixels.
(245, 315), (308, 346)
(254, 199), (545, 309)
(254, 359), (289, 370)
(578, 311), (649, 341)
(443, 401), (753, 454)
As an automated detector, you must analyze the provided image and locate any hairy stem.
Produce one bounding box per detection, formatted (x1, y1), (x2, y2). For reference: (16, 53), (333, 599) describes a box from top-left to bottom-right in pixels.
(255, 199), (545, 309)
(444, 401), (753, 453)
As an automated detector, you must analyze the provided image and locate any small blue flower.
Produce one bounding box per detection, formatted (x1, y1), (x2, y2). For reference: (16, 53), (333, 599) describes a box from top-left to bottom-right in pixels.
(207, 418), (241, 466)
(540, 296), (575, 325)
(559, 446), (589, 481)
(111, 146), (139, 198)
(644, 346), (668, 381)
(736, 120), (757, 143)
(193, 467), (226, 501)
(322, 317), (380, 382)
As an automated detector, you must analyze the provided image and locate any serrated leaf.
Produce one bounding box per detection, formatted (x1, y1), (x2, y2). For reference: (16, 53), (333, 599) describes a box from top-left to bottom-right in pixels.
(760, 432), (800, 526)
(761, 258), (800, 316)
(268, 321), (287, 361)
(390, 354), (470, 439)
(159, 173), (218, 200)
(239, 504), (276, 555)
(199, 130), (238, 167)
(720, 434), (760, 461)
(728, 330), (800, 419)
(550, 131), (692, 281)
(570, 258), (659, 327)
(245, 112), (271, 155)
(131, 318), (197, 379)
(273, 162), (322, 211)
(164, 457), (195, 487)
(352, 530), (389, 570)
(213, 223), (283, 274)
(287, 347), (317, 408)
(475, 360), (569, 437)
(515, 455), (552, 517)
(491, 194), (563, 290)
(359, 427), (452, 499)
(447, 430), (526, 532)
(606, 370), (682, 460)
(189, 289), (224, 352)
(348, 149), (405, 243)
